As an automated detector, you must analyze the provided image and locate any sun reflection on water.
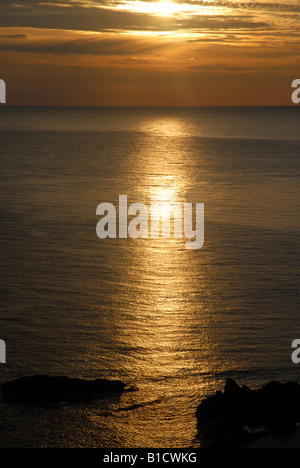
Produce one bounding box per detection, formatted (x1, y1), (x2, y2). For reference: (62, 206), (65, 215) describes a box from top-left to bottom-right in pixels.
(109, 115), (212, 384)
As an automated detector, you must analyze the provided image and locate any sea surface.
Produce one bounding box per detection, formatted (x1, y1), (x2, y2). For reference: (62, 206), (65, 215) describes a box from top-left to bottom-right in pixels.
(0, 106), (299, 447)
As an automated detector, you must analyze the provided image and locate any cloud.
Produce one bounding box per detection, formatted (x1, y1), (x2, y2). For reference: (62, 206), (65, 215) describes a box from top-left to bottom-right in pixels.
(0, 2), (272, 38)
(0, 33), (28, 39)
(0, 1), (298, 106)
(0, 0), (298, 67)
(179, 15), (269, 31)
(0, 3), (172, 32)
(0, 32), (173, 57)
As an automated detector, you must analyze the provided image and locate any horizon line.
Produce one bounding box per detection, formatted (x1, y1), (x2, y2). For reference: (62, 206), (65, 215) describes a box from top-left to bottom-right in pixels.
(1, 104), (298, 109)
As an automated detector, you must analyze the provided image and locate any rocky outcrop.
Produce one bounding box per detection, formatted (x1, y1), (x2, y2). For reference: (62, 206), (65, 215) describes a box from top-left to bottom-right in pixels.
(1, 375), (127, 404)
(196, 378), (300, 447)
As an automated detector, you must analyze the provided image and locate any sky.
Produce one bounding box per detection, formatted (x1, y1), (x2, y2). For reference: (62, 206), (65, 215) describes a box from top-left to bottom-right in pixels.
(0, 0), (299, 106)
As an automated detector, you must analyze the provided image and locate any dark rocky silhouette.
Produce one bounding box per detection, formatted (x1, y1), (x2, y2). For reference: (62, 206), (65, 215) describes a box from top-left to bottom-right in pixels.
(1, 375), (127, 405)
(196, 378), (300, 447)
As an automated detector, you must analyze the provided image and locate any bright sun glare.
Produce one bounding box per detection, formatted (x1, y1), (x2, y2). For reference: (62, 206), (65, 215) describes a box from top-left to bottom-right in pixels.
(121, 1), (186, 17)
(155, 1), (178, 16)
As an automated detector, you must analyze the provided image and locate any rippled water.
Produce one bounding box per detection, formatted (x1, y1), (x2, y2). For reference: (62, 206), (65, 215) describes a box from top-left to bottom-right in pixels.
(0, 107), (299, 447)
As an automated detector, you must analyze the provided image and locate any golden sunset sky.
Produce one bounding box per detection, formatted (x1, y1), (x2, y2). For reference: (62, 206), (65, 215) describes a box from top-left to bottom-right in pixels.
(0, 0), (299, 105)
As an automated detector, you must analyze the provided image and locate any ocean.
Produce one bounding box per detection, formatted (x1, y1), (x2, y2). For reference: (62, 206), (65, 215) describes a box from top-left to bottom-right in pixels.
(0, 106), (299, 447)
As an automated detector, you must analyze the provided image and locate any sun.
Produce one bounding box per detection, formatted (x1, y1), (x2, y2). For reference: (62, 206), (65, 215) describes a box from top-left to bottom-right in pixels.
(119, 1), (185, 17)
(155, 1), (179, 16)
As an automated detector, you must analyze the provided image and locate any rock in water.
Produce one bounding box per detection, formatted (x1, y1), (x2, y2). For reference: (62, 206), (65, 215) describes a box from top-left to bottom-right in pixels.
(1, 375), (126, 404)
(196, 378), (300, 447)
